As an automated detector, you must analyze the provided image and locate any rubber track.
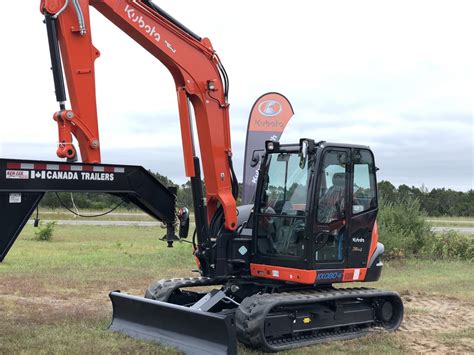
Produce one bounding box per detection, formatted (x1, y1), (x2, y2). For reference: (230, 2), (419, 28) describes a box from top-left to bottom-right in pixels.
(235, 287), (403, 352)
(144, 277), (225, 301)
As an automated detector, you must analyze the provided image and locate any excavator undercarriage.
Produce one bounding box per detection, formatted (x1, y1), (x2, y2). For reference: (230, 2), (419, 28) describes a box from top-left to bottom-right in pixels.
(111, 278), (403, 354)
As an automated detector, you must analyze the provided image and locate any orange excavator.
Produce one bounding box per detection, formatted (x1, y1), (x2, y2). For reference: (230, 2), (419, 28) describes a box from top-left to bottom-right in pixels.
(0, 1), (403, 353)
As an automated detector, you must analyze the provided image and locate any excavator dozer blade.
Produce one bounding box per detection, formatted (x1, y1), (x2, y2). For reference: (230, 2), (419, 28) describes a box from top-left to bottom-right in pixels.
(109, 291), (237, 355)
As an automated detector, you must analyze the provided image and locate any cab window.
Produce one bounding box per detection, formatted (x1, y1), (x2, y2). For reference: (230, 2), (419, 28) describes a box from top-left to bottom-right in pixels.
(352, 149), (377, 214)
(256, 153), (308, 258)
(316, 150), (348, 224)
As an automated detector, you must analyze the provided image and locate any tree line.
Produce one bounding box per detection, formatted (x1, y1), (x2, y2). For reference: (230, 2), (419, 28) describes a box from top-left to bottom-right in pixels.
(38, 171), (473, 217)
(378, 181), (473, 217)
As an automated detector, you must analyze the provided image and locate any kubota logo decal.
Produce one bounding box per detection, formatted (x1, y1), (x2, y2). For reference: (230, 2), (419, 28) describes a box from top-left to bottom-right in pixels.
(125, 5), (161, 42)
(258, 100), (282, 117)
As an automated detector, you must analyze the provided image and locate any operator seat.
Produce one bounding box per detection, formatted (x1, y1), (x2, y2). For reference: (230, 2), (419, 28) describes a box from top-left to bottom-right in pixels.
(317, 172), (347, 260)
(319, 172), (346, 223)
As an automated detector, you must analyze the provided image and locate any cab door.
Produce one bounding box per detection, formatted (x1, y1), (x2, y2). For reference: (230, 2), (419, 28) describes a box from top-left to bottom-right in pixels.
(346, 148), (378, 269)
(311, 147), (351, 272)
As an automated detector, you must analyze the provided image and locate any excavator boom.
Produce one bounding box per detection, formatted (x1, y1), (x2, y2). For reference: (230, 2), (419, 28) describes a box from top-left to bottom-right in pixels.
(40, 0), (237, 231)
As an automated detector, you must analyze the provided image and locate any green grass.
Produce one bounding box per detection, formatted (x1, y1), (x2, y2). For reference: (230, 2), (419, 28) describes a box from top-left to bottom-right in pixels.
(426, 216), (474, 227)
(356, 259), (474, 301)
(1, 225), (472, 354)
(0, 318), (180, 355)
(440, 327), (474, 346)
(1, 225), (194, 354)
(32, 208), (155, 221)
(0, 225), (197, 296)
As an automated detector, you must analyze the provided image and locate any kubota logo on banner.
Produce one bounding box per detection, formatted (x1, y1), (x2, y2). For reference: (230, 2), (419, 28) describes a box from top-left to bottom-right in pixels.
(258, 100), (283, 117)
(248, 94), (294, 133)
(242, 92), (295, 205)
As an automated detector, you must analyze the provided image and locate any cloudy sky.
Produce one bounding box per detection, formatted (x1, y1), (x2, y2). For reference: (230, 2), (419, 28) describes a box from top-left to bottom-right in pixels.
(0, 1), (472, 191)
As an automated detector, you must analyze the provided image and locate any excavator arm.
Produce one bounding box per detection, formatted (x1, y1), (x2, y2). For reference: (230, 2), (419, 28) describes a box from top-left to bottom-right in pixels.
(40, 0), (237, 231)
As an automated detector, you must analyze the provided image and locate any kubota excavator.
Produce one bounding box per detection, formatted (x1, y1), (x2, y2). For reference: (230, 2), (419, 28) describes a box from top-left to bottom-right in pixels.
(0, 1), (403, 354)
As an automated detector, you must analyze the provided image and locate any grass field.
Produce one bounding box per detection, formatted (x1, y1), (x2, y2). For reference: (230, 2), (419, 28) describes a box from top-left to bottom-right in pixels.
(33, 209), (474, 225)
(426, 216), (474, 227)
(1, 224), (473, 354)
(32, 209), (156, 222)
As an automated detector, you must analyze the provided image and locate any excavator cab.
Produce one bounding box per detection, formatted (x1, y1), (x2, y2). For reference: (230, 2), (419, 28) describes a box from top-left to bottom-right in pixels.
(250, 139), (383, 284)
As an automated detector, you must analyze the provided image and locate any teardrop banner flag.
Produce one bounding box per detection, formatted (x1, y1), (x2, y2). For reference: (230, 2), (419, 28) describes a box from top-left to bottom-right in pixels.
(241, 92), (294, 205)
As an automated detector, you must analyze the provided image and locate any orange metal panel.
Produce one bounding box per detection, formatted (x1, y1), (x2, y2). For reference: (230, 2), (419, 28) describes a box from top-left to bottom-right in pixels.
(250, 263), (317, 284)
(367, 222), (379, 266)
(342, 268), (367, 282)
(177, 88), (195, 177)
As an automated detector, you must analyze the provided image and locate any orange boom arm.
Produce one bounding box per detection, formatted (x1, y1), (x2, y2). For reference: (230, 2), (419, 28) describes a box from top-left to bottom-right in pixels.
(40, 0), (237, 230)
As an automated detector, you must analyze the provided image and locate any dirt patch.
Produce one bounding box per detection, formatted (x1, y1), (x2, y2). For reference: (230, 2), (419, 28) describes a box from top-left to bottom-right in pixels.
(0, 274), (153, 327)
(0, 272), (153, 299)
(0, 293), (109, 326)
(0, 275), (50, 296)
(399, 291), (474, 353)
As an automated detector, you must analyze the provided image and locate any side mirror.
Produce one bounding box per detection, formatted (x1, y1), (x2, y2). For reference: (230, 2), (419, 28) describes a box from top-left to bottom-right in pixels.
(299, 140), (308, 168)
(250, 150), (262, 167)
(178, 207), (190, 238)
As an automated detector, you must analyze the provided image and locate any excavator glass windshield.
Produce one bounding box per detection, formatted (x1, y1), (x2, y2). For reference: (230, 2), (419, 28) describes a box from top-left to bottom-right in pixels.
(256, 152), (308, 258)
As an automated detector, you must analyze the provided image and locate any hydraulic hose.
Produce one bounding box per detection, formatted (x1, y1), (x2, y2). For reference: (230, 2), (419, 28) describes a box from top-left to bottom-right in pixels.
(52, 0), (69, 19)
(52, 0), (86, 36)
(228, 155), (239, 199)
(71, 0), (86, 35)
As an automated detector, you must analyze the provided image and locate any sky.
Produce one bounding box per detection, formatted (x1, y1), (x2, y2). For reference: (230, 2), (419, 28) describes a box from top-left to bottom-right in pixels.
(0, 0), (472, 191)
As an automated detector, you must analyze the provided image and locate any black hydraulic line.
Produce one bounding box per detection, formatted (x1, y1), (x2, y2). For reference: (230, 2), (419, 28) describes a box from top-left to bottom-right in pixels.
(190, 157), (209, 245)
(228, 156), (239, 200)
(142, 0), (202, 42)
(209, 205), (223, 238)
(283, 158), (288, 203)
(216, 58), (230, 102)
(192, 229), (197, 249)
(44, 14), (67, 110)
(55, 192), (126, 217)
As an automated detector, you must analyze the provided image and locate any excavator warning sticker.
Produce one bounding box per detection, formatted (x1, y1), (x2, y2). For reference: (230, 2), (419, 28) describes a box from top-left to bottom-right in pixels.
(6, 170), (29, 179)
